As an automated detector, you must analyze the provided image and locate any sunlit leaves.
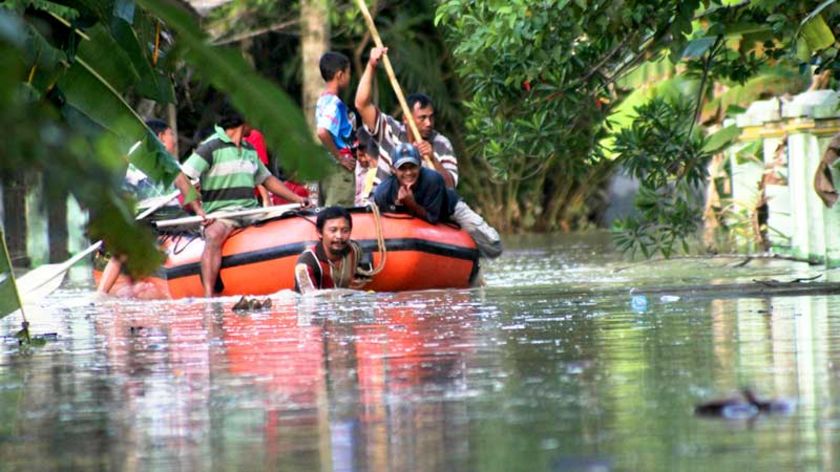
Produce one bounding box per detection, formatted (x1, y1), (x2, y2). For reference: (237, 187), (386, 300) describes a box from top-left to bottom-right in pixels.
(612, 184), (702, 259)
(614, 97), (709, 189)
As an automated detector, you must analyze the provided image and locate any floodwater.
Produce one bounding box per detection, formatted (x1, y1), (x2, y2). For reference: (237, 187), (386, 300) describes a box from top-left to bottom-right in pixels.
(2, 232), (840, 471)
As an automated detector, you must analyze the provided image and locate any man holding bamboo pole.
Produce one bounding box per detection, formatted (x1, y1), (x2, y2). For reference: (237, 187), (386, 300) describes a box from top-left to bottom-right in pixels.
(357, 48), (502, 259)
(355, 47), (457, 188)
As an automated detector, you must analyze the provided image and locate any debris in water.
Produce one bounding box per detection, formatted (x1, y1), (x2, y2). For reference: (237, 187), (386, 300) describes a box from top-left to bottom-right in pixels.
(629, 288), (648, 313)
(232, 296), (273, 312)
(694, 389), (794, 418)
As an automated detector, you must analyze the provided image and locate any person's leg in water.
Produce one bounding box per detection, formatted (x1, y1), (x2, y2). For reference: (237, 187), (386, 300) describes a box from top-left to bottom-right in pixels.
(451, 201), (502, 259)
(200, 220), (234, 297)
(97, 255), (126, 295)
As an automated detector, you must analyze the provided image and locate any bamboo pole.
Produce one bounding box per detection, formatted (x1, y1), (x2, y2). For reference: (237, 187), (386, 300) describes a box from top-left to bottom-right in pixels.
(354, 0), (433, 166)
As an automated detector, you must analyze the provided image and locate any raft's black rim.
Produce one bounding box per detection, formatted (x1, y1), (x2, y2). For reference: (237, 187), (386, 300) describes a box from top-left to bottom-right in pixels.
(159, 237), (479, 280)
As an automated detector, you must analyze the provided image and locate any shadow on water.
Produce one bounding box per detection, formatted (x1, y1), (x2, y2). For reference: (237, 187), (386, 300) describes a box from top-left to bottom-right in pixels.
(2, 232), (840, 471)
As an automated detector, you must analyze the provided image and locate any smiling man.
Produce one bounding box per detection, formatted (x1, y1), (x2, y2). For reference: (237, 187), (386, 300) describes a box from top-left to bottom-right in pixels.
(294, 206), (370, 293)
(374, 144), (502, 259)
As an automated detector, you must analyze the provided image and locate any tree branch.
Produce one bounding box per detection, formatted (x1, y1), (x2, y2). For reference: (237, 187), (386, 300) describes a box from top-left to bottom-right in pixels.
(212, 18), (299, 45)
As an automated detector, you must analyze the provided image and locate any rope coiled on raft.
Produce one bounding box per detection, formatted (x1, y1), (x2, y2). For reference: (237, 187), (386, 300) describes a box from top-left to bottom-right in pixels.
(357, 201), (387, 277)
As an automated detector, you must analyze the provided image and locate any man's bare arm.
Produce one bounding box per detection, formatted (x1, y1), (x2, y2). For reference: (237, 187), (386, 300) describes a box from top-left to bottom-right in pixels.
(355, 47), (388, 131)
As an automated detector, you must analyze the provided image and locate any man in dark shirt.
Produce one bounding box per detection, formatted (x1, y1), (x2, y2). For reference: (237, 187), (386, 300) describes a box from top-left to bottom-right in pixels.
(374, 144), (502, 258)
(294, 206), (370, 293)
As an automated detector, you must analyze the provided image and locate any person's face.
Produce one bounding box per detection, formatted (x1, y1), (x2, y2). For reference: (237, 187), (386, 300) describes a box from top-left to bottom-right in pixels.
(319, 216), (352, 258)
(338, 67), (351, 90)
(357, 148), (376, 168)
(407, 103), (434, 139)
(241, 123), (253, 138)
(395, 162), (420, 187)
(157, 128), (176, 155)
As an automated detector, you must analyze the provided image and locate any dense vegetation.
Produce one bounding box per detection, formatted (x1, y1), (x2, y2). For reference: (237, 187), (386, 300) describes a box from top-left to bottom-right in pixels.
(437, 0), (840, 255)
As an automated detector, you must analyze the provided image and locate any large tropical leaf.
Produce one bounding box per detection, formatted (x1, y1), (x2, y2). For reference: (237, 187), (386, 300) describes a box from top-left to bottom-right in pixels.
(601, 76), (700, 158)
(58, 56), (182, 186)
(0, 230), (23, 321)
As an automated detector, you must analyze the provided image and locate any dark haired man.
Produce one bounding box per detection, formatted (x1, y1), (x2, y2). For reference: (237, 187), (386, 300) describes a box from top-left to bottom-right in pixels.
(179, 106), (311, 297)
(316, 51), (356, 206)
(124, 119), (185, 205)
(294, 206), (370, 293)
(355, 47), (458, 188)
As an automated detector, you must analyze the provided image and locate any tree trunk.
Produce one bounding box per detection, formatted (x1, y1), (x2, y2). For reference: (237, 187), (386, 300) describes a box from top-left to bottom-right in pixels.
(300, 0), (330, 133)
(46, 186), (68, 263)
(2, 173), (30, 268)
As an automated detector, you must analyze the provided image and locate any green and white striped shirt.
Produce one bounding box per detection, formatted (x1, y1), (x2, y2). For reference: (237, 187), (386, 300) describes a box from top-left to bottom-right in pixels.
(182, 125), (271, 213)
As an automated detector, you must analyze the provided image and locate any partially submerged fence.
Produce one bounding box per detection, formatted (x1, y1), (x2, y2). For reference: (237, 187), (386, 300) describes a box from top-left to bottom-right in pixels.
(726, 90), (840, 267)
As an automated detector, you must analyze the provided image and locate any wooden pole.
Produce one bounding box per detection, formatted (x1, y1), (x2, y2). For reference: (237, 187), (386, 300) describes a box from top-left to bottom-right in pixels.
(354, 0), (433, 166)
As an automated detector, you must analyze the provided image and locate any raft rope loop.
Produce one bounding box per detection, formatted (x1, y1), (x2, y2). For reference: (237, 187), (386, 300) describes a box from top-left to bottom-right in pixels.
(358, 201), (387, 277)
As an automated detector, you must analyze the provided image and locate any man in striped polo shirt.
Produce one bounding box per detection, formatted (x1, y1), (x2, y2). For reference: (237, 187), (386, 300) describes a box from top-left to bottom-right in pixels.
(354, 48), (459, 189)
(180, 108), (310, 297)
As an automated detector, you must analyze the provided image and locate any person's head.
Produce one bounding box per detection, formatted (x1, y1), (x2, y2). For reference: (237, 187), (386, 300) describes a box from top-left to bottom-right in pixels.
(145, 119), (176, 155)
(393, 143), (421, 187)
(319, 52), (351, 89)
(316, 206), (353, 258)
(355, 128), (378, 168)
(218, 101), (252, 137)
(405, 93), (435, 139)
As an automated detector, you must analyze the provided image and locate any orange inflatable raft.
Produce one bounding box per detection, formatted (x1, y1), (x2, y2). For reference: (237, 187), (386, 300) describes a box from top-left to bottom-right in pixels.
(94, 208), (479, 298)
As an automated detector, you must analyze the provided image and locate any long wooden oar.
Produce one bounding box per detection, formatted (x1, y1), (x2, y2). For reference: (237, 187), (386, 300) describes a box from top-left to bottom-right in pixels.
(354, 0), (433, 167)
(16, 190), (182, 303)
(153, 203), (302, 228)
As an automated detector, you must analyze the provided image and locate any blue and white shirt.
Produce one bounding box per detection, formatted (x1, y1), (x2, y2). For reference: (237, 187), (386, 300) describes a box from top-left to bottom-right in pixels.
(315, 92), (354, 151)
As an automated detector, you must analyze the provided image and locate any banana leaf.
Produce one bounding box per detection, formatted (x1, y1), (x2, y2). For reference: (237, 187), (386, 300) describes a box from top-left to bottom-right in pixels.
(0, 230), (23, 321)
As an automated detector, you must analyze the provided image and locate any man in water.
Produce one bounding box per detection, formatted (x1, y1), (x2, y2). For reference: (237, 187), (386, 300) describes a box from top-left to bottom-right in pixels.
(294, 206), (370, 293)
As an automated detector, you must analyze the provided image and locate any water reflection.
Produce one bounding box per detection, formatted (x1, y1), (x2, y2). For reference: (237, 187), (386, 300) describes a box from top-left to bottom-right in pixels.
(3, 235), (840, 471)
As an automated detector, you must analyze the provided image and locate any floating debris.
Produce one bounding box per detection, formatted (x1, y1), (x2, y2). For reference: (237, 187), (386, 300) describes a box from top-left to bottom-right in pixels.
(695, 389), (794, 418)
(232, 296), (273, 312)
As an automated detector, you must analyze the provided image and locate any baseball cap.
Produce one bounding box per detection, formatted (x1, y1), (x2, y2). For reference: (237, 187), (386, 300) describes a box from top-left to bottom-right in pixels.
(393, 143), (420, 169)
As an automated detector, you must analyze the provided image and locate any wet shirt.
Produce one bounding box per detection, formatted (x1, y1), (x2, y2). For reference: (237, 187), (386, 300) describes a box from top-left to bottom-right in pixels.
(181, 125), (271, 213)
(315, 92), (354, 151)
(294, 241), (362, 294)
(373, 167), (460, 224)
(365, 111), (459, 186)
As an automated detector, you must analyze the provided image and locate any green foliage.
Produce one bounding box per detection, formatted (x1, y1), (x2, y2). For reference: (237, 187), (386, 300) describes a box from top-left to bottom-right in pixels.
(615, 98), (708, 189)
(0, 230), (23, 321)
(611, 97), (709, 257)
(436, 0), (699, 230)
(0, 0), (324, 276)
(612, 184), (702, 258)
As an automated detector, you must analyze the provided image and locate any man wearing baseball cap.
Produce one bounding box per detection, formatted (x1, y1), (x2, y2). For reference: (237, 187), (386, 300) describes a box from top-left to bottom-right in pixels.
(373, 143), (501, 258)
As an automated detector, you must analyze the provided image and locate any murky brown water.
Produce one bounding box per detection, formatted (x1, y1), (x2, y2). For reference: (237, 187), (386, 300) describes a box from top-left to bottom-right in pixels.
(2, 233), (839, 471)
